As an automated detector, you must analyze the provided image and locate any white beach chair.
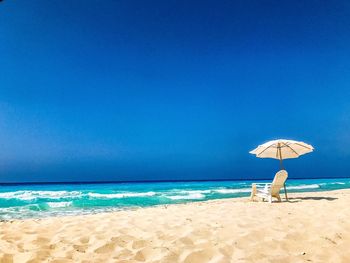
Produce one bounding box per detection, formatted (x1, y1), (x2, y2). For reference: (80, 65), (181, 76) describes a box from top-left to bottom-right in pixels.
(250, 170), (288, 203)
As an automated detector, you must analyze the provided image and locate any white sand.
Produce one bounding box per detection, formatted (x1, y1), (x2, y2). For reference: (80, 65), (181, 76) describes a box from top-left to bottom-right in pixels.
(1, 190), (350, 262)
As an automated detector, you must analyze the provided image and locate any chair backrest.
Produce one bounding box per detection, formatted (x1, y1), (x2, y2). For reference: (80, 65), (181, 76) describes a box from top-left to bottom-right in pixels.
(270, 170), (288, 196)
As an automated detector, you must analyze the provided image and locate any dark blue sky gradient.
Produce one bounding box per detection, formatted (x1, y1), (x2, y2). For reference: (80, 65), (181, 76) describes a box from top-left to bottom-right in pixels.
(1, 1), (350, 182)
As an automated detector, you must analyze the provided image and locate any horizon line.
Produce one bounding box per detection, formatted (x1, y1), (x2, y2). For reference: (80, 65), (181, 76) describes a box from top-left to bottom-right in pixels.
(0, 176), (349, 186)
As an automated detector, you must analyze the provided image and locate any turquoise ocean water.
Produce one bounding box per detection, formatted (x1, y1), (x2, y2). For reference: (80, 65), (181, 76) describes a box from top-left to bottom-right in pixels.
(1, 178), (349, 220)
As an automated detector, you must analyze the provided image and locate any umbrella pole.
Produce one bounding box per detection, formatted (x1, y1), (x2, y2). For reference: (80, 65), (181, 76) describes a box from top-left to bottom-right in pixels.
(278, 147), (288, 201)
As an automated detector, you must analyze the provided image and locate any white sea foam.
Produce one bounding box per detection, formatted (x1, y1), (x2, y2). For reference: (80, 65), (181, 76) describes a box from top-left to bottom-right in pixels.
(287, 184), (320, 190)
(0, 190), (82, 200)
(88, 191), (156, 199)
(215, 188), (251, 194)
(319, 182), (347, 186)
(34, 191), (81, 199)
(0, 191), (34, 200)
(177, 190), (212, 194)
(165, 193), (205, 200)
(47, 201), (73, 208)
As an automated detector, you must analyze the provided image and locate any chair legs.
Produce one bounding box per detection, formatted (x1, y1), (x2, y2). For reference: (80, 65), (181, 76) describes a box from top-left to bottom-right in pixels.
(276, 194), (281, 202)
(250, 184), (283, 204)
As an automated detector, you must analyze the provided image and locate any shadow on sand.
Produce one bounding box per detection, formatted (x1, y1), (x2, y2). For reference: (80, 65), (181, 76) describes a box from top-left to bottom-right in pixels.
(286, 196), (338, 203)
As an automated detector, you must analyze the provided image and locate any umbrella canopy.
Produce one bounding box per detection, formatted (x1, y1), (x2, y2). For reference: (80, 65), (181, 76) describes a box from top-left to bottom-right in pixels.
(249, 139), (314, 200)
(250, 139), (314, 161)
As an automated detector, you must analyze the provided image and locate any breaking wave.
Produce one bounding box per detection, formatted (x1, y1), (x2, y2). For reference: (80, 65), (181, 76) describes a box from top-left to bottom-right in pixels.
(88, 191), (156, 199)
(165, 193), (205, 200)
(0, 190), (82, 201)
(47, 201), (73, 208)
(287, 184), (320, 190)
(214, 188), (251, 194)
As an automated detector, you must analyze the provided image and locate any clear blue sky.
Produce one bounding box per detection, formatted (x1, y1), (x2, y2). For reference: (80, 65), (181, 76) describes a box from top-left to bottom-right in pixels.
(1, 1), (350, 182)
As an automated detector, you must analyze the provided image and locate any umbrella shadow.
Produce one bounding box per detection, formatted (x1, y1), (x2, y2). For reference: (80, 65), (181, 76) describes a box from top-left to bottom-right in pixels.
(286, 196), (338, 203)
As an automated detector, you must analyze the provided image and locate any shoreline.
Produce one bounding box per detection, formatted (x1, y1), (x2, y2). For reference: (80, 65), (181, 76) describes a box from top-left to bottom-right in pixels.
(1, 189), (350, 262)
(1, 187), (350, 222)
(1, 177), (350, 221)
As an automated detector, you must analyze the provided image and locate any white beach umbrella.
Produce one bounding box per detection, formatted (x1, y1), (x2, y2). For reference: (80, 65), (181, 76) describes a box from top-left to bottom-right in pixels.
(249, 139), (314, 199)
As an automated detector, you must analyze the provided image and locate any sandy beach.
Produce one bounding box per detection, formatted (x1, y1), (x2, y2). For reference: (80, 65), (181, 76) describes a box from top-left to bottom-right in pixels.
(1, 190), (350, 263)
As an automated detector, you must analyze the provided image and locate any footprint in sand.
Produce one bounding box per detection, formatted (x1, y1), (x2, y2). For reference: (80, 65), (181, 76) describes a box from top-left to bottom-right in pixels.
(178, 237), (194, 246)
(134, 247), (157, 262)
(114, 248), (133, 260)
(132, 239), (150, 249)
(183, 249), (215, 263)
(34, 237), (51, 244)
(25, 249), (51, 263)
(111, 235), (133, 248)
(79, 236), (90, 244)
(16, 243), (25, 253)
(73, 244), (88, 253)
(2, 234), (21, 241)
(161, 251), (180, 262)
(94, 241), (116, 253)
(218, 245), (234, 258)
